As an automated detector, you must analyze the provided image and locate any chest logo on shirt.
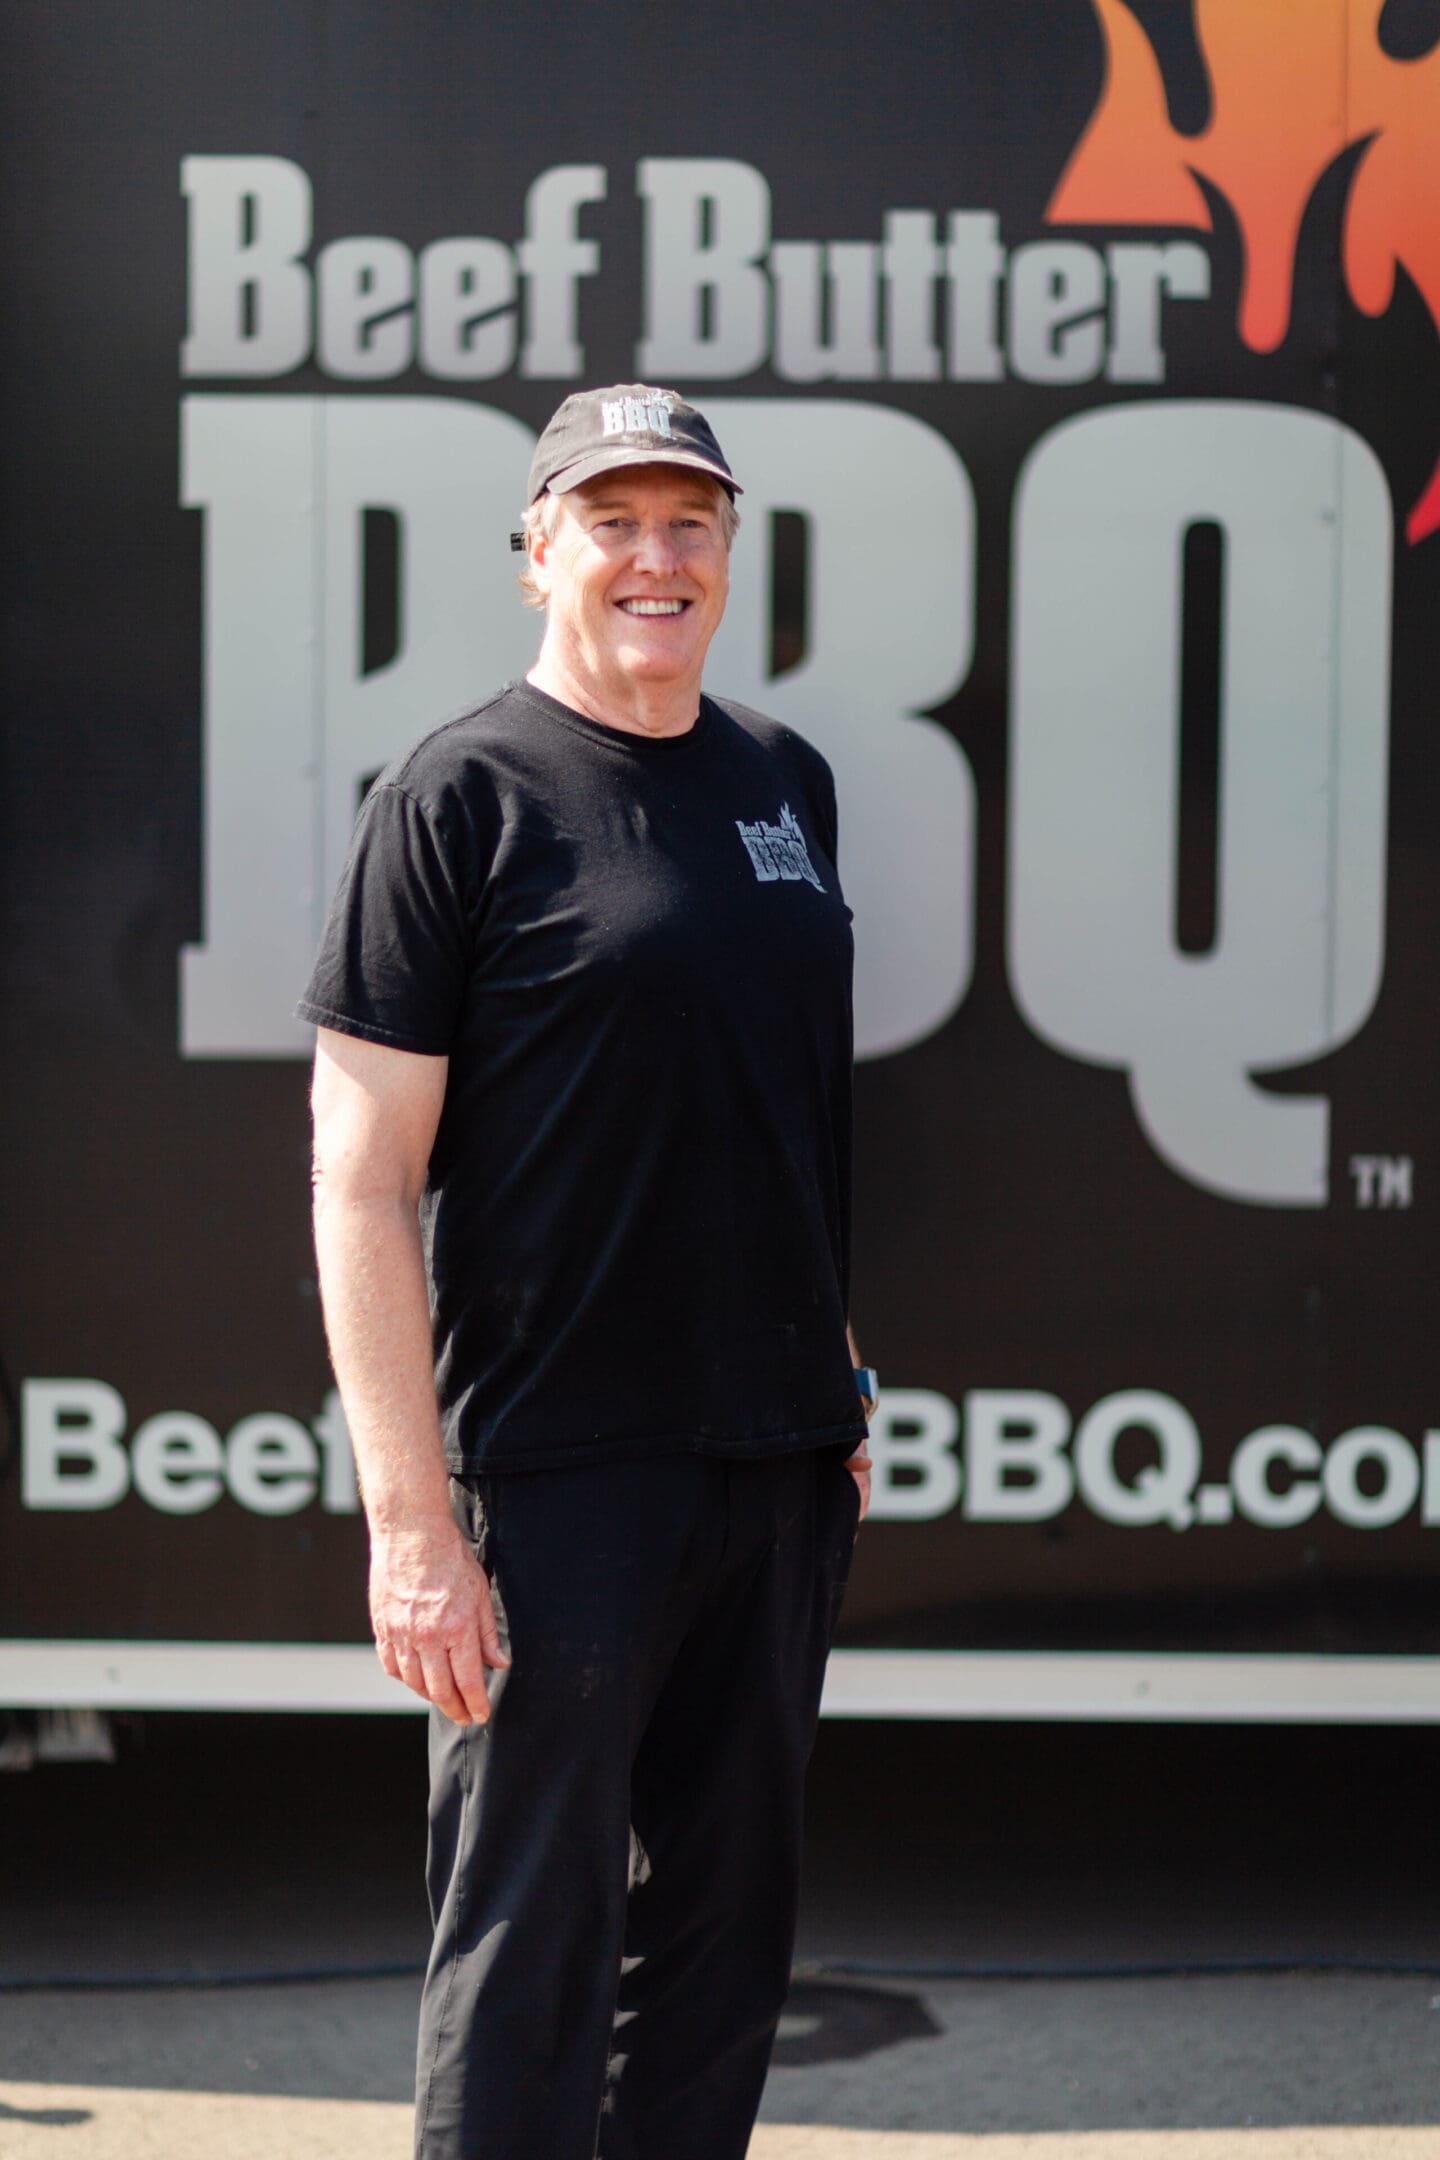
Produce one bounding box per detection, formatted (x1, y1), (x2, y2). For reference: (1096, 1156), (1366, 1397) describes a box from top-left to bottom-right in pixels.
(735, 804), (825, 892)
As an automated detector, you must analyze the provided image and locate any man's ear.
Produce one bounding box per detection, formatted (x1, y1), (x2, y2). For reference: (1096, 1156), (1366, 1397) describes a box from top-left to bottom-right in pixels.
(528, 525), (552, 598)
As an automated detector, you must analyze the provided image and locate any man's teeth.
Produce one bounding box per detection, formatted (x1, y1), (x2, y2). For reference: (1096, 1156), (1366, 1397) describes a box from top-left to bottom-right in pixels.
(619, 599), (686, 615)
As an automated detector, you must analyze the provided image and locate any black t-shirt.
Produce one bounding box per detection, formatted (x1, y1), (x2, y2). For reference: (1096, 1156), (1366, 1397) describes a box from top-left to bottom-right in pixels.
(299, 679), (863, 1473)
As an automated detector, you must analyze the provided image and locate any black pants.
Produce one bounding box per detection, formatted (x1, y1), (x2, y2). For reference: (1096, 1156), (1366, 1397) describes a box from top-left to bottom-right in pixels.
(414, 1447), (859, 2160)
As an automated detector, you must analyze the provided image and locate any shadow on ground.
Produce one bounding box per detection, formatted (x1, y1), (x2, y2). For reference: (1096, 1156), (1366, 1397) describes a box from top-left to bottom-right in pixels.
(2, 1717), (1438, 2133)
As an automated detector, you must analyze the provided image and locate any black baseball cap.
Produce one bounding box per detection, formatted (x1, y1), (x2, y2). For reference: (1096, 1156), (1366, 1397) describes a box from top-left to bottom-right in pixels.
(526, 384), (742, 504)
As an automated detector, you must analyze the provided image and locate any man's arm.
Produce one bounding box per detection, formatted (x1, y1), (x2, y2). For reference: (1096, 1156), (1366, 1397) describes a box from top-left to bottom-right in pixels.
(310, 1025), (509, 1725)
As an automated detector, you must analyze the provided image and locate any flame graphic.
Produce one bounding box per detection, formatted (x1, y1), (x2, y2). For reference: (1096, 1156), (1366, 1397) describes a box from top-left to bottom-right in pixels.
(1047, 0), (1440, 543)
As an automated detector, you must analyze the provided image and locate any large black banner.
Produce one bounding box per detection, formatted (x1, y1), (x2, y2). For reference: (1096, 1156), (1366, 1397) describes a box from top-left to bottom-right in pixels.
(4, 1), (1437, 1711)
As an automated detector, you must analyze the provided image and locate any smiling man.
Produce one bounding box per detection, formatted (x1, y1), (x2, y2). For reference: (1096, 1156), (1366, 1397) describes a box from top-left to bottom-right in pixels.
(301, 386), (873, 2160)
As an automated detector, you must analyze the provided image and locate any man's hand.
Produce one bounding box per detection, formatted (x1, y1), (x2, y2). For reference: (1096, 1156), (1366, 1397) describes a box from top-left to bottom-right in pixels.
(369, 1521), (511, 1726)
(845, 1319), (877, 1522)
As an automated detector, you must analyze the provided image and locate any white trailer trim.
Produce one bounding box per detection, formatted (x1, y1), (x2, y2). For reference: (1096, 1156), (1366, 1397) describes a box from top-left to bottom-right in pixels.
(2, 1641), (1439, 1720)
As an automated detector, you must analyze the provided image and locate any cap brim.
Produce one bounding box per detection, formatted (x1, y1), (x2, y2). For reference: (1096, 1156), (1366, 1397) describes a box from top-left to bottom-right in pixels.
(543, 444), (742, 498)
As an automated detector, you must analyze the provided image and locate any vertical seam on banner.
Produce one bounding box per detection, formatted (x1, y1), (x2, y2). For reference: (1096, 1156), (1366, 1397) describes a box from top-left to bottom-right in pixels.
(1321, 0), (1352, 1045)
(310, 397), (326, 954)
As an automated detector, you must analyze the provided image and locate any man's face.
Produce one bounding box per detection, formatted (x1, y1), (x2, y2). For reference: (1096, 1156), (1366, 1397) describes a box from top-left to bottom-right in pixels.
(529, 465), (731, 707)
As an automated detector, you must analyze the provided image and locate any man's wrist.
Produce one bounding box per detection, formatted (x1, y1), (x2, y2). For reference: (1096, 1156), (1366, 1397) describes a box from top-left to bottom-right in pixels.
(365, 1482), (460, 1541)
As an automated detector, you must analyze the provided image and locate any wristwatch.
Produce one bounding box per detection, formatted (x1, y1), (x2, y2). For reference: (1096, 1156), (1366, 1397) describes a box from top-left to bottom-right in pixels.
(853, 1366), (879, 1408)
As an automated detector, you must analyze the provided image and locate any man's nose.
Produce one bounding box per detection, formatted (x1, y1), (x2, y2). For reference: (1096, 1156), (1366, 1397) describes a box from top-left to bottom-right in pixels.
(631, 519), (682, 571)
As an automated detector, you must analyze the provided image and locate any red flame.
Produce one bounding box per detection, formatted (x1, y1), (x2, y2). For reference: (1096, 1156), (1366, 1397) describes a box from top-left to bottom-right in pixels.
(1047, 0), (1440, 543)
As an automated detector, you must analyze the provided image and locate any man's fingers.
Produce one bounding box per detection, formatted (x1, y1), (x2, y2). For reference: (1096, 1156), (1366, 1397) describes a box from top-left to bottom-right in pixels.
(418, 1647), (471, 1725)
(447, 1633), (495, 1727)
(474, 1580), (511, 1671)
(376, 1628), (485, 1726)
(842, 1447), (872, 1524)
(376, 1622), (504, 1723)
(394, 1644), (429, 1702)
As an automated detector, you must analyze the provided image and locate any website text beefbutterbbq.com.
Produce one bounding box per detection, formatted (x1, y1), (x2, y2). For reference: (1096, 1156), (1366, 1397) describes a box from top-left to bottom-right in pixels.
(17, 1379), (1440, 1535)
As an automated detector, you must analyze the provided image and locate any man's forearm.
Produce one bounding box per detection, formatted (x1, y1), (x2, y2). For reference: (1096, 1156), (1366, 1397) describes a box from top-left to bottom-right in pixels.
(308, 1031), (505, 1724)
(313, 1186), (452, 1531)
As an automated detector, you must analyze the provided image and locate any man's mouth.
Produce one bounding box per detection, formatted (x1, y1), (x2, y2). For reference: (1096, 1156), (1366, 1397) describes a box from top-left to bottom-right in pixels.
(617, 598), (688, 616)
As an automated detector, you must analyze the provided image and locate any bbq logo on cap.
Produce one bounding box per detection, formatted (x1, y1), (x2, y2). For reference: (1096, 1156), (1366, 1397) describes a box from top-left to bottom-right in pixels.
(525, 382), (741, 505)
(600, 390), (676, 439)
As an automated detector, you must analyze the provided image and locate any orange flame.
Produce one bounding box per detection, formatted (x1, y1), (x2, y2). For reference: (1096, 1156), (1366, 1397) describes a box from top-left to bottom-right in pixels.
(1047, 0), (1440, 543)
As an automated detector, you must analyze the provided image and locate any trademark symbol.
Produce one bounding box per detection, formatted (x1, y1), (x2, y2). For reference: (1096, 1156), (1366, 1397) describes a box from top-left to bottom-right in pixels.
(1349, 1155), (1413, 1209)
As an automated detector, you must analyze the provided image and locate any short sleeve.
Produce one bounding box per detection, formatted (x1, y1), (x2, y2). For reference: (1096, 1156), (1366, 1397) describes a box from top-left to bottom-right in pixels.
(817, 758), (839, 865)
(297, 783), (470, 1053)
(793, 737), (839, 864)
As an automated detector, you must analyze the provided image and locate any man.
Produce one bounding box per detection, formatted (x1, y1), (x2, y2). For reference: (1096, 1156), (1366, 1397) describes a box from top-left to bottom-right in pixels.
(302, 385), (874, 2160)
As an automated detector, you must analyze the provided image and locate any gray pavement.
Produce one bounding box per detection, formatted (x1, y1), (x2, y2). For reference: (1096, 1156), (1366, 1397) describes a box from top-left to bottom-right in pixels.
(3, 1714), (1439, 2154)
(3, 1970), (1438, 2155)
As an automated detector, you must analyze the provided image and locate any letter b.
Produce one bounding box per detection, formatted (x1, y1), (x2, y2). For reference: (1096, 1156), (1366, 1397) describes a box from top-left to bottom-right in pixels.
(964, 1390), (1073, 1520)
(637, 158), (770, 377)
(22, 1380), (131, 1510)
(866, 1390), (962, 1521)
(182, 156), (313, 377)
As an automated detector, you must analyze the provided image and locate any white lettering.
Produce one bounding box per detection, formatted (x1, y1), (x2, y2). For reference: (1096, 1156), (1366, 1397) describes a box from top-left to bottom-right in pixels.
(1008, 240), (1106, 385)
(1074, 1389), (1199, 1529)
(180, 395), (536, 1055)
(866, 1390), (962, 1520)
(22, 1383), (363, 1516)
(21, 1380), (130, 1510)
(419, 239), (517, 379)
(945, 211), (1006, 381)
(882, 211), (942, 381)
(1010, 402), (1391, 1205)
(180, 160), (1210, 389)
(181, 155), (312, 377)
(1350, 1153), (1413, 1208)
(226, 1413), (319, 1515)
(1106, 241), (1209, 384)
(772, 242), (882, 383)
(517, 163), (607, 379)
(1230, 1425), (1323, 1528)
(317, 237), (415, 378)
(179, 397), (323, 1055)
(1424, 1433), (1440, 1526)
(964, 1390), (1073, 1520)
(637, 157), (771, 377)
(131, 1412), (225, 1515)
(1324, 1427), (1420, 1529)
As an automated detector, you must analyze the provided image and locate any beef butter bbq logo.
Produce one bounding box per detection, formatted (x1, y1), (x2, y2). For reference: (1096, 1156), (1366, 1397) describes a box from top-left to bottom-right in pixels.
(177, 0), (1428, 1210)
(601, 391), (675, 438)
(736, 806), (826, 892)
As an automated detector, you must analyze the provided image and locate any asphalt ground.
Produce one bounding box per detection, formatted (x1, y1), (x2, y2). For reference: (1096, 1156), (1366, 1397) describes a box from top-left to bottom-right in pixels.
(3, 1716), (1439, 2155)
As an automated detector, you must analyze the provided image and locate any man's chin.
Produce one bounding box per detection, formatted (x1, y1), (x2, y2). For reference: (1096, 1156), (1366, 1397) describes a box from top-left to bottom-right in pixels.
(611, 646), (699, 687)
